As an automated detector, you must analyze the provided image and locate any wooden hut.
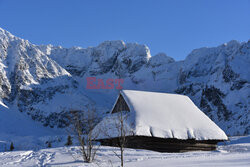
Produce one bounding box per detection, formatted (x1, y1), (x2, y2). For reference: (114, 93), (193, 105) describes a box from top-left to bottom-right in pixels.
(93, 90), (228, 152)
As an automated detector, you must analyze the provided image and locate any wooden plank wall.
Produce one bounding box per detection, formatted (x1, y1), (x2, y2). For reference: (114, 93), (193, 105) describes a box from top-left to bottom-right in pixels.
(111, 94), (130, 113)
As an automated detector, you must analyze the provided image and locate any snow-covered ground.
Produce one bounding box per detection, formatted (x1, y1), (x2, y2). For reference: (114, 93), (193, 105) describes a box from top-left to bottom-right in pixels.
(0, 136), (249, 167)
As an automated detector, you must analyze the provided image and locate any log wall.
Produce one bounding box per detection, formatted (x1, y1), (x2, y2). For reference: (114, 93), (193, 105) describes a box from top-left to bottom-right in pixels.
(97, 136), (223, 152)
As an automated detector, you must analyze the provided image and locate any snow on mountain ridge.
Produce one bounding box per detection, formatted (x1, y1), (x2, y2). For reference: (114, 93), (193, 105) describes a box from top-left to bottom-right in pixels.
(0, 27), (249, 135)
(0, 28), (89, 128)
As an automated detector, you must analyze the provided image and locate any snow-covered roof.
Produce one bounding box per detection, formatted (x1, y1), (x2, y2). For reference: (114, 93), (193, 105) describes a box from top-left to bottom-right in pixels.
(93, 90), (228, 141)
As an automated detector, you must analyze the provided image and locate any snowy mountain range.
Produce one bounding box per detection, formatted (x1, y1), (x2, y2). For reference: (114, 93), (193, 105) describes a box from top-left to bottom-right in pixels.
(0, 27), (249, 136)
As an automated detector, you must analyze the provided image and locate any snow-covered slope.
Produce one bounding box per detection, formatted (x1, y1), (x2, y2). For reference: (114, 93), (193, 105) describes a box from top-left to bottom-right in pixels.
(0, 27), (249, 136)
(0, 101), (64, 151)
(0, 27), (94, 128)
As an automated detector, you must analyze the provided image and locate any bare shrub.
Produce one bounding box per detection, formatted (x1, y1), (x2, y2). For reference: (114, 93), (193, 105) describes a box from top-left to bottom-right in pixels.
(68, 107), (100, 163)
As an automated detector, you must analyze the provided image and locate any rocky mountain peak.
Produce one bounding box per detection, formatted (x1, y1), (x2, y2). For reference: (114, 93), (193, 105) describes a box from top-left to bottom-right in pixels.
(0, 27), (249, 135)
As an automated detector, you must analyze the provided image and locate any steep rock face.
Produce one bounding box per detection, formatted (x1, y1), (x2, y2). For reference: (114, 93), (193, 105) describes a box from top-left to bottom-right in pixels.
(149, 52), (175, 67)
(0, 28), (90, 128)
(46, 40), (151, 77)
(0, 27), (249, 135)
(175, 41), (250, 135)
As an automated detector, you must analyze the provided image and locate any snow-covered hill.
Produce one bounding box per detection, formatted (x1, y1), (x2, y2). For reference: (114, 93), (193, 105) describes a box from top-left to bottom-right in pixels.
(0, 27), (249, 136)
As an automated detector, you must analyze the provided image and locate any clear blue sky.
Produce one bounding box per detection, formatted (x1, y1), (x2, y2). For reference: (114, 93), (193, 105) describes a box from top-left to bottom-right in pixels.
(0, 0), (249, 60)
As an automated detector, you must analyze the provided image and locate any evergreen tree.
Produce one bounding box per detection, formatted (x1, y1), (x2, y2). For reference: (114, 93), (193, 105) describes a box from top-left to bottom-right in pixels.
(65, 135), (73, 146)
(10, 142), (14, 151)
(47, 142), (52, 148)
